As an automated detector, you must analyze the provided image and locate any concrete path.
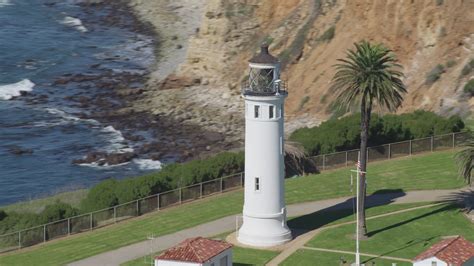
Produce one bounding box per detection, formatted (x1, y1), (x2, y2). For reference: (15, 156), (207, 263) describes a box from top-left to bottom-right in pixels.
(69, 188), (470, 266)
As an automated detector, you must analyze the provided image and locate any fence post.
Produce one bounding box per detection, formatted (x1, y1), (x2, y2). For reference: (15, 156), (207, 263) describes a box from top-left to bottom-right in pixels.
(200, 183), (203, 198)
(345, 151), (348, 167)
(409, 140), (412, 155)
(114, 206), (117, 223)
(322, 155), (326, 171)
(240, 172), (244, 187)
(388, 144), (391, 159)
(43, 225), (46, 243)
(136, 200), (140, 216)
(18, 231), (21, 249)
(220, 178), (224, 193)
(68, 218), (71, 235)
(431, 136), (434, 152)
(89, 213), (93, 231)
(157, 193), (160, 211)
(452, 132), (455, 148)
(179, 188), (182, 205)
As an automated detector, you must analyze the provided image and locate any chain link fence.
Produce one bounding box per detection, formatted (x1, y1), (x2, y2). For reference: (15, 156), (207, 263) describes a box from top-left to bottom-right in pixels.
(0, 132), (470, 253)
(0, 172), (245, 253)
(311, 132), (470, 171)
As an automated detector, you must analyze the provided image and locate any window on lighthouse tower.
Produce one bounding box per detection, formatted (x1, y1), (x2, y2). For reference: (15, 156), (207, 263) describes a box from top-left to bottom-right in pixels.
(269, 105), (274, 119)
(254, 105), (260, 118)
(255, 177), (260, 191)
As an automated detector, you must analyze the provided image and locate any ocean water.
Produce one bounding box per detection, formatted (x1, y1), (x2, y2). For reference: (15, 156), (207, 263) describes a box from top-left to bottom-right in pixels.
(0, 0), (161, 205)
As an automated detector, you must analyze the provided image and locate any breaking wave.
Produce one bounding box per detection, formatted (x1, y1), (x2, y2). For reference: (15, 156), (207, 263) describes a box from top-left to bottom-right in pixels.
(0, 79), (35, 100)
(61, 16), (88, 33)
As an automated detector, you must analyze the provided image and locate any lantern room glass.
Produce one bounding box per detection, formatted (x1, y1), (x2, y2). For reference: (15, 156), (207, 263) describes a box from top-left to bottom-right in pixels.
(249, 67), (275, 93)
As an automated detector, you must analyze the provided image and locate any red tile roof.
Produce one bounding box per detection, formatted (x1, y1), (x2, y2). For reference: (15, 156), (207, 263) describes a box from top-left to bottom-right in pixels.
(156, 237), (232, 263)
(414, 236), (474, 265)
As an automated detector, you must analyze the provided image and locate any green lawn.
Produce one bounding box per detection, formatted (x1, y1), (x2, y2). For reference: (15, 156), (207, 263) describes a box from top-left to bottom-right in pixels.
(307, 205), (474, 259)
(0, 150), (465, 266)
(280, 249), (411, 266)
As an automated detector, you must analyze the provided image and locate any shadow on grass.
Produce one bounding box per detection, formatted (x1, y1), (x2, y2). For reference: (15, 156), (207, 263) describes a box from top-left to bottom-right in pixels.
(366, 204), (457, 237)
(363, 235), (439, 263)
(288, 189), (406, 235)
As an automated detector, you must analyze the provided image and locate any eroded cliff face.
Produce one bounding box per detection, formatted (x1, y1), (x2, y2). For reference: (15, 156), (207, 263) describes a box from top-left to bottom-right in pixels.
(176, 0), (473, 116)
(133, 0), (474, 144)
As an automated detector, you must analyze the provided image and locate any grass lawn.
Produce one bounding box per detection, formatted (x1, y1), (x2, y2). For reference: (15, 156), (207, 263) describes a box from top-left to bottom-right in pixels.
(0, 150), (465, 265)
(306, 205), (474, 259)
(280, 249), (411, 266)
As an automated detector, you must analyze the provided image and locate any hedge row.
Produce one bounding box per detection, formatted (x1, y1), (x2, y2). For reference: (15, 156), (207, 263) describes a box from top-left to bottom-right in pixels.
(80, 151), (244, 212)
(289, 111), (465, 156)
(0, 152), (244, 234)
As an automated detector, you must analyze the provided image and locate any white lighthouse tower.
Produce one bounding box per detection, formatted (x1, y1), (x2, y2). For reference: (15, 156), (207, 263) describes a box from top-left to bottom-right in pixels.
(237, 44), (292, 247)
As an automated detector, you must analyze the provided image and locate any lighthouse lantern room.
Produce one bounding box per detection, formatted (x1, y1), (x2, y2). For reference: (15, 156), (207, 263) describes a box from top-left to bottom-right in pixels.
(237, 44), (292, 247)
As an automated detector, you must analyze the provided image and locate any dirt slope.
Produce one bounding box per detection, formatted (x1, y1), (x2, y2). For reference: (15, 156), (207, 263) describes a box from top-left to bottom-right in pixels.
(132, 0), (474, 139)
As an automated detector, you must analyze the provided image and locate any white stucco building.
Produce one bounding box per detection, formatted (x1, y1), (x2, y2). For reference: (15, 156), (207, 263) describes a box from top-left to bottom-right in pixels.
(237, 44), (292, 247)
(412, 236), (474, 266)
(155, 237), (232, 266)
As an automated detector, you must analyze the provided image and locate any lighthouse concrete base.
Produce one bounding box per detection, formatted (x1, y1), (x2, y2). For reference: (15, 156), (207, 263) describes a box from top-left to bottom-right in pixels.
(237, 211), (292, 247)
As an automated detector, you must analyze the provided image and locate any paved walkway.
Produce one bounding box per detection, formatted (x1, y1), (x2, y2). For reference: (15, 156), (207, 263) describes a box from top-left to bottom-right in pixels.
(69, 188), (470, 266)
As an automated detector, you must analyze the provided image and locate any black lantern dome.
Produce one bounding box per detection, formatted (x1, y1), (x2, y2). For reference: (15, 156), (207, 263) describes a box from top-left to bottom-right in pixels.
(249, 45), (279, 64)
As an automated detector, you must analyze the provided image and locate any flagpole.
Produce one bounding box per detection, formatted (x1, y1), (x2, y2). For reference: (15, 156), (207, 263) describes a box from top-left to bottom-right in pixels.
(356, 151), (360, 266)
(350, 152), (365, 266)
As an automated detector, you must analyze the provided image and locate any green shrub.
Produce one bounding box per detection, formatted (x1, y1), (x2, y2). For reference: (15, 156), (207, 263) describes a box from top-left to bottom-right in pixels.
(436, 0), (443, 6)
(446, 60), (456, 68)
(80, 179), (119, 212)
(464, 79), (474, 96)
(461, 59), (474, 76)
(289, 111), (465, 155)
(39, 201), (79, 223)
(425, 64), (445, 85)
(80, 152), (244, 210)
(318, 26), (335, 42)
(298, 96), (310, 110)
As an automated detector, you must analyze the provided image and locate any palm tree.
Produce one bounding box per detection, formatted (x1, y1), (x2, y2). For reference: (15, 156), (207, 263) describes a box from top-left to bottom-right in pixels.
(331, 41), (407, 238)
(454, 136), (473, 186)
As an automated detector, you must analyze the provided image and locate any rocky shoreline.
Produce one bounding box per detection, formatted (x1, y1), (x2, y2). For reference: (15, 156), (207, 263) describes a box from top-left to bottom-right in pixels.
(60, 0), (243, 166)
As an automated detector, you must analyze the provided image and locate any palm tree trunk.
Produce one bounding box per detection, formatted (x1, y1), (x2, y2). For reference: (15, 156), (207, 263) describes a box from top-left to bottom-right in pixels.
(358, 101), (370, 238)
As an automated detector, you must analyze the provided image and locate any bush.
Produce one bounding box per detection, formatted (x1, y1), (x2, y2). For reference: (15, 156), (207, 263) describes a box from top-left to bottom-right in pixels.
(464, 79), (474, 96)
(318, 26), (335, 42)
(80, 152), (244, 210)
(289, 111), (465, 155)
(425, 64), (445, 85)
(0, 202), (78, 235)
(461, 59), (474, 76)
(80, 179), (119, 212)
(38, 201), (79, 223)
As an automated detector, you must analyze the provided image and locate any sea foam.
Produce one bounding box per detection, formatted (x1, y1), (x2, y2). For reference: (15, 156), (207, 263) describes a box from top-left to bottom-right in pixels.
(101, 125), (134, 153)
(0, 0), (12, 7)
(133, 159), (162, 171)
(61, 16), (88, 33)
(0, 79), (35, 100)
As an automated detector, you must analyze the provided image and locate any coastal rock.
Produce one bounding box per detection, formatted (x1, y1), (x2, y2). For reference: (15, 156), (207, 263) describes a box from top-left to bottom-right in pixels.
(8, 146), (33, 155)
(73, 151), (137, 166)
